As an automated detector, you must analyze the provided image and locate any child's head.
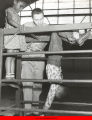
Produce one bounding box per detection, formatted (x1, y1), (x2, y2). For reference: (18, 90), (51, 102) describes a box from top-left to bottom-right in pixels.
(13, 0), (30, 12)
(32, 8), (44, 26)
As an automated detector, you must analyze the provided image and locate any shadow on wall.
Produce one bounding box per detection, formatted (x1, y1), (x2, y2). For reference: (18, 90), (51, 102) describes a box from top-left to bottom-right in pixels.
(0, 0), (14, 28)
(0, 10), (5, 28)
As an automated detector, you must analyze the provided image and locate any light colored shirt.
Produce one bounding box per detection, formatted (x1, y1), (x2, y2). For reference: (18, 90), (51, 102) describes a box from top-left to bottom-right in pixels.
(23, 21), (50, 57)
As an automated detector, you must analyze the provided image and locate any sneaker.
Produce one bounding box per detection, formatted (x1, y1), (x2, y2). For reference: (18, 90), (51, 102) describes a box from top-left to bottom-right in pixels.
(40, 113), (45, 116)
(32, 112), (40, 116)
(5, 74), (12, 80)
(77, 30), (90, 46)
(24, 112), (33, 116)
(0, 111), (15, 116)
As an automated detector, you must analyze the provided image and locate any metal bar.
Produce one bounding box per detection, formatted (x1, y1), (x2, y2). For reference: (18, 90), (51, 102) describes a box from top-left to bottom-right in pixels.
(22, 57), (92, 61)
(42, 0), (44, 10)
(21, 8), (92, 11)
(35, 1), (36, 8)
(23, 100), (92, 107)
(73, 0), (75, 24)
(57, 0), (59, 24)
(4, 23), (92, 35)
(89, 0), (91, 22)
(3, 50), (92, 56)
(21, 34), (92, 42)
(20, 13), (92, 17)
(59, 102), (92, 106)
(2, 79), (92, 84)
(0, 107), (92, 115)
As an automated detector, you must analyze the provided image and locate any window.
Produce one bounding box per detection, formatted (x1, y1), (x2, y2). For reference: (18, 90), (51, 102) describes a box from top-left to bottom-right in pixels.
(20, 0), (92, 25)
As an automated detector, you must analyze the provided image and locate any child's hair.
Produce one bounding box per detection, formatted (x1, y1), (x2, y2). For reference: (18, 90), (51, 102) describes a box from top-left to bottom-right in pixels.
(15, 0), (31, 5)
(32, 8), (44, 18)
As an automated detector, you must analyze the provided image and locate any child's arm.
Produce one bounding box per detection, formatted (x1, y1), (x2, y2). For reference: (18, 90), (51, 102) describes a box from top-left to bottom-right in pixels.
(6, 8), (20, 28)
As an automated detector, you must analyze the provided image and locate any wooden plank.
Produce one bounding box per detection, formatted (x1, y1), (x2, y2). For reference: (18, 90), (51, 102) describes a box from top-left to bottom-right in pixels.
(4, 23), (92, 35)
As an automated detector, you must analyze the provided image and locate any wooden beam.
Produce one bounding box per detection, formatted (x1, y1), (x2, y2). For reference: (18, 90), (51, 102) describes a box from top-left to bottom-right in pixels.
(4, 23), (92, 35)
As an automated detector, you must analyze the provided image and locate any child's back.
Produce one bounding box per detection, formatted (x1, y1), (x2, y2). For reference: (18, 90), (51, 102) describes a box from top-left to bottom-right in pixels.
(5, 7), (20, 29)
(4, 7), (26, 51)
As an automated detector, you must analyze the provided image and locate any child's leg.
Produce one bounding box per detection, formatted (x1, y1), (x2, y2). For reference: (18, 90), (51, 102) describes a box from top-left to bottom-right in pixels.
(43, 64), (63, 110)
(43, 84), (59, 110)
(21, 61), (34, 112)
(10, 56), (15, 78)
(5, 57), (11, 78)
(11, 50), (18, 77)
(5, 49), (16, 79)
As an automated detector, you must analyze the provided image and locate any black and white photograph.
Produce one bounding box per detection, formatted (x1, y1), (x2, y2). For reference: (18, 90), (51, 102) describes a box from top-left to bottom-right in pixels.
(0, 0), (92, 116)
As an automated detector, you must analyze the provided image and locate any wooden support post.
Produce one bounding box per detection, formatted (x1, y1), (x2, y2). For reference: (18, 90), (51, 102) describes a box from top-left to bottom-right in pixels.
(16, 57), (23, 116)
(0, 29), (4, 106)
(16, 57), (21, 79)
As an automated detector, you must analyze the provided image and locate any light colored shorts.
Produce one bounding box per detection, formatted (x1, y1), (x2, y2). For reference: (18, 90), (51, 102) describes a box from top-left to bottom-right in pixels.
(21, 60), (45, 89)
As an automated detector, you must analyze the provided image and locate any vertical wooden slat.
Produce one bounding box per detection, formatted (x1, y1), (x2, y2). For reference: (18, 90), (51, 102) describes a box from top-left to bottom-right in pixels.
(16, 57), (21, 79)
(16, 57), (23, 116)
(0, 29), (4, 106)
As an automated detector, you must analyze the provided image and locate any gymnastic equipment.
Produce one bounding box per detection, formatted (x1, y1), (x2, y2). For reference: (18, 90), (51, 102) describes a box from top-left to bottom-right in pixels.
(0, 23), (92, 115)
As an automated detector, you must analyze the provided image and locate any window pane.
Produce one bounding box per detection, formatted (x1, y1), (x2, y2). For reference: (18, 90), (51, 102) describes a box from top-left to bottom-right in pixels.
(91, 9), (92, 13)
(59, 17), (73, 24)
(23, 6), (31, 10)
(75, 9), (89, 14)
(44, 0), (57, 3)
(59, 0), (73, 2)
(44, 3), (58, 9)
(20, 0), (91, 25)
(91, 0), (92, 7)
(59, 2), (73, 9)
(82, 16), (90, 23)
(47, 17), (58, 24)
(75, 1), (89, 8)
(59, 10), (73, 14)
(75, 16), (84, 23)
(30, 3), (35, 10)
(35, 0), (43, 9)
(21, 17), (32, 25)
(21, 11), (31, 16)
(74, 16), (89, 23)
(44, 10), (58, 15)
